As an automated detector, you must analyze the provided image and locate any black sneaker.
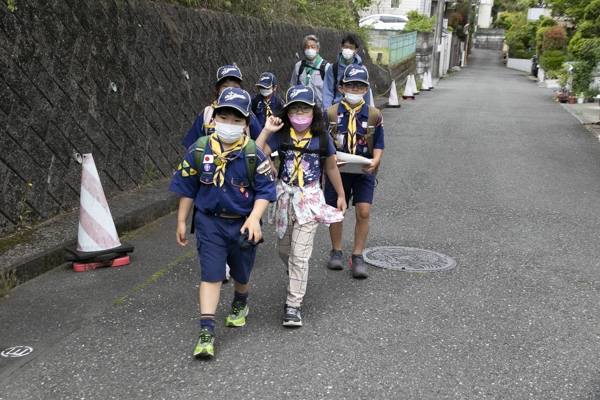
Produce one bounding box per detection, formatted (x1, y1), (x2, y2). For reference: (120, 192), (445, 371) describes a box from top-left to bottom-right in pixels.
(327, 249), (343, 270)
(283, 305), (302, 327)
(349, 254), (368, 279)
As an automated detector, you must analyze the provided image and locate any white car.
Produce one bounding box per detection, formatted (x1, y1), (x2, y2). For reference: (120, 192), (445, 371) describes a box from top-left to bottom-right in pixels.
(359, 14), (408, 30)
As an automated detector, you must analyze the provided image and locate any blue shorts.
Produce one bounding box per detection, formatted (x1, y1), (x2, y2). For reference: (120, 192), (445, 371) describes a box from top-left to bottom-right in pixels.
(194, 211), (257, 283)
(325, 172), (375, 206)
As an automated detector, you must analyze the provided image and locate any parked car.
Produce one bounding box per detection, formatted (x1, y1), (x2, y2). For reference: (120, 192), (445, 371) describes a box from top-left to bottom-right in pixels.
(359, 14), (408, 30)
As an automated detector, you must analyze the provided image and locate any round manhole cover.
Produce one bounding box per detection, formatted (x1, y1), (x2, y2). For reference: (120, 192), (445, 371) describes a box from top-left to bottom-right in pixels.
(363, 247), (456, 272)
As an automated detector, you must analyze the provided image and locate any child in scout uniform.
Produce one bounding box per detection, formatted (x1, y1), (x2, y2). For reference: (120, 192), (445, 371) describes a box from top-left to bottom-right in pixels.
(170, 87), (277, 357)
(181, 65), (264, 149)
(324, 65), (384, 279)
(255, 85), (347, 327)
(251, 72), (284, 128)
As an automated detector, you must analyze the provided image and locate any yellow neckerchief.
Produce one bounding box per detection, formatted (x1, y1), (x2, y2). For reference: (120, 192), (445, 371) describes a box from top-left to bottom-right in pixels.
(341, 99), (365, 155)
(288, 128), (313, 189)
(209, 133), (248, 187)
(263, 98), (273, 118)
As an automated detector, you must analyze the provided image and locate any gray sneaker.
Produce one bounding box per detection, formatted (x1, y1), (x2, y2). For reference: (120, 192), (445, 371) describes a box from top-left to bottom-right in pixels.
(283, 305), (302, 327)
(349, 254), (368, 279)
(327, 249), (343, 270)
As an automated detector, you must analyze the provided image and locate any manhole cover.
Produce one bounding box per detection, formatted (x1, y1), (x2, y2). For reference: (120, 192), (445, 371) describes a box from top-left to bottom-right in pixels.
(363, 247), (456, 272)
(1, 346), (33, 358)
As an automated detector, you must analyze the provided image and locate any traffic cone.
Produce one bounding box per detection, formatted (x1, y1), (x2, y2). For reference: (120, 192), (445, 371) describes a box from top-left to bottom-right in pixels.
(402, 77), (415, 100)
(410, 75), (420, 95)
(386, 79), (401, 108)
(64, 153), (134, 272)
(427, 71), (434, 89)
(421, 71), (431, 91)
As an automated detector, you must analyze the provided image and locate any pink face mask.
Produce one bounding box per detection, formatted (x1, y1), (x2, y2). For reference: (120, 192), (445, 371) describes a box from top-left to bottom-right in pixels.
(289, 117), (312, 132)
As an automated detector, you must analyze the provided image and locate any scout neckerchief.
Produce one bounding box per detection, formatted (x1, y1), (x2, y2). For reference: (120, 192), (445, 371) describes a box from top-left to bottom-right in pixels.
(263, 97), (273, 118)
(288, 128), (312, 189)
(305, 55), (323, 85)
(341, 99), (365, 155)
(209, 133), (248, 187)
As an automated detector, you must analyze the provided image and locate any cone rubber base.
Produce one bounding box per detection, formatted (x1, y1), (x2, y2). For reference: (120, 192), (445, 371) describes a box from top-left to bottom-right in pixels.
(402, 96), (415, 100)
(64, 242), (134, 262)
(386, 104), (401, 108)
(73, 255), (131, 272)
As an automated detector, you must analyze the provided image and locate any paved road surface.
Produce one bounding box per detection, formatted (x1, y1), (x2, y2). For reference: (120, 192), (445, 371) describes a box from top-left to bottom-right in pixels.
(1, 50), (599, 399)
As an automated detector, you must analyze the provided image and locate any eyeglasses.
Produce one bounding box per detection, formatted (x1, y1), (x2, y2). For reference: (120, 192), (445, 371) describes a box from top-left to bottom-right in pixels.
(288, 104), (313, 113)
(344, 82), (368, 89)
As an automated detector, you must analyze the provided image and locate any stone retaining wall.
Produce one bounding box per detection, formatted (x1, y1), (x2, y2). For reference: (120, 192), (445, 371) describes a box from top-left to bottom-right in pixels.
(0, 0), (390, 236)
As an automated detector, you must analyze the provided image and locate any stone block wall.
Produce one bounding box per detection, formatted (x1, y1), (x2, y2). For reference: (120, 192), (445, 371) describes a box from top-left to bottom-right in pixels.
(474, 28), (505, 51)
(0, 0), (389, 236)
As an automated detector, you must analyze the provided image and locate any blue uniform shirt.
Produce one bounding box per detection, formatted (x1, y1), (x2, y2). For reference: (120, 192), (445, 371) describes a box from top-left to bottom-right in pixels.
(181, 107), (264, 149)
(327, 103), (384, 158)
(169, 141), (277, 215)
(251, 94), (285, 128)
(267, 129), (336, 185)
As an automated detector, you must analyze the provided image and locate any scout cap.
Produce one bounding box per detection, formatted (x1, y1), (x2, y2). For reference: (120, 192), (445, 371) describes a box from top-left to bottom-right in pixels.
(215, 87), (251, 117)
(284, 85), (315, 107)
(256, 72), (277, 88)
(216, 65), (243, 84)
(342, 65), (369, 85)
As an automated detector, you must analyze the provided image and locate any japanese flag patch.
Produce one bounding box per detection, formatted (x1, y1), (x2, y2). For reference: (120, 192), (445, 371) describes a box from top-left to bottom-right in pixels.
(203, 154), (214, 164)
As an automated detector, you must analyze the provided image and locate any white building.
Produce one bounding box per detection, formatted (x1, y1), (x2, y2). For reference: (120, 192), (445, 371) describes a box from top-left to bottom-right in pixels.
(359, 0), (432, 18)
(477, 0), (494, 28)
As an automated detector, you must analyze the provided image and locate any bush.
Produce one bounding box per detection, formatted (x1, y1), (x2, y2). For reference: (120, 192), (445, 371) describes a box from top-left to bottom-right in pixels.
(404, 10), (436, 33)
(539, 50), (566, 71)
(542, 28), (566, 52)
(514, 49), (533, 59)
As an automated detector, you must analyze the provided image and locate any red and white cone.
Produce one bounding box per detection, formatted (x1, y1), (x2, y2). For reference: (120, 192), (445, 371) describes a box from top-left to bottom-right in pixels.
(386, 80), (401, 108)
(65, 153), (133, 272)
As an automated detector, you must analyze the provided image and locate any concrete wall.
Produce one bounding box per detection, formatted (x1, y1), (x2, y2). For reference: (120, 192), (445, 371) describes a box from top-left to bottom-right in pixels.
(415, 33), (434, 79)
(473, 28), (505, 51)
(0, 0), (390, 236)
(507, 58), (533, 73)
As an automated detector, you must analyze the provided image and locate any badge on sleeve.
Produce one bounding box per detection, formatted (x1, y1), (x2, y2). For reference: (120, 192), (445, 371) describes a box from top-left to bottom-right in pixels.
(204, 154), (214, 164)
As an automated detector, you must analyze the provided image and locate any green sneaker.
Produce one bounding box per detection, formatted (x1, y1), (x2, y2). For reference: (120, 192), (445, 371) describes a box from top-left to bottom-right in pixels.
(226, 300), (249, 327)
(193, 328), (215, 357)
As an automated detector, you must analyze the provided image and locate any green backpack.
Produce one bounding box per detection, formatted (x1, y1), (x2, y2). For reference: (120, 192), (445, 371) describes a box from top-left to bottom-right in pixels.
(193, 135), (257, 188)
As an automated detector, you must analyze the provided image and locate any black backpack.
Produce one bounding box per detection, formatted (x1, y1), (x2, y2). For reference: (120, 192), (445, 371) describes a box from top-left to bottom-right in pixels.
(296, 59), (328, 85)
(277, 128), (329, 179)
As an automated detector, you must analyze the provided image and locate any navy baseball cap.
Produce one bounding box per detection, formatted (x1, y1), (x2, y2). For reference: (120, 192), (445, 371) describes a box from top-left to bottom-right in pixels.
(215, 87), (251, 117)
(256, 72), (277, 88)
(284, 85), (315, 107)
(342, 65), (369, 85)
(216, 65), (243, 84)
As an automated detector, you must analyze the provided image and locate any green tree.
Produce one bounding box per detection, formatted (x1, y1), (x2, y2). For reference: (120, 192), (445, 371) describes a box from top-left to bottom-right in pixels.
(550, 0), (589, 24)
(403, 10), (435, 33)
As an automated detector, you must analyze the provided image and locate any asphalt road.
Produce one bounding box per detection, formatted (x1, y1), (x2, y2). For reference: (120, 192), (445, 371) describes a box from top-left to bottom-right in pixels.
(1, 50), (599, 399)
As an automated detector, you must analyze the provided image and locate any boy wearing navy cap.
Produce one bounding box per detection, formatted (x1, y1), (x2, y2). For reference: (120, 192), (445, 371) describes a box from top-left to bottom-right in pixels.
(251, 72), (285, 128)
(170, 87), (277, 357)
(181, 65), (264, 149)
(256, 85), (346, 326)
(324, 65), (384, 279)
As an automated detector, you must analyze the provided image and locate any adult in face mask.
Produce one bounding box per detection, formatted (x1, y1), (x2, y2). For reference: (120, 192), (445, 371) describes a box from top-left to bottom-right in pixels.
(169, 86), (277, 358)
(322, 33), (373, 109)
(324, 65), (384, 280)
(181, 65), (264, 149)
(251, 72), (285, 128)
(290, 35), (331, 112)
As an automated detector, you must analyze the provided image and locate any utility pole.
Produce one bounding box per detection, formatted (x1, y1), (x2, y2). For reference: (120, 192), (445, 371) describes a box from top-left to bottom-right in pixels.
(432, 0), (446, 79)
(463, 0), (473, 67)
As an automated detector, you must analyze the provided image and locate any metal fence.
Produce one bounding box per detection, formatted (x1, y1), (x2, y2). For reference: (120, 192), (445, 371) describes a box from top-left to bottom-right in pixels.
(389, 31), (417, 65)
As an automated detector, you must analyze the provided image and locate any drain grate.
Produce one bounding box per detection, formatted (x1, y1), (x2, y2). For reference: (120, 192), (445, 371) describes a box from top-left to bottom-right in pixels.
(363, 246), (456, 272)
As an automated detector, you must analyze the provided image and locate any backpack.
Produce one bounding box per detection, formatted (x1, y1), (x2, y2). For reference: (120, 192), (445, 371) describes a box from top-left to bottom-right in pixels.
(193, 135), (257, 188)
(296, 59), (328, 85)
(277, 128), (329, 179)
(326, 103), (381, 175)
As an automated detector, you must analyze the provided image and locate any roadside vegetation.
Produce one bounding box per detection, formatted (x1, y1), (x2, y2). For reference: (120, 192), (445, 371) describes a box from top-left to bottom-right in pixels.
(495, 0), (600, 97)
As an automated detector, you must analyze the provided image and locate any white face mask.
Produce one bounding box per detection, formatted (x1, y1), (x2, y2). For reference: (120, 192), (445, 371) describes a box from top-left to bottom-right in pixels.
(342, 48), (355, 60)
(344, 92), (364, 104)
(259, 88), (273, 97)
(214, 122), (245, 144)
(305, 49), (317, 60)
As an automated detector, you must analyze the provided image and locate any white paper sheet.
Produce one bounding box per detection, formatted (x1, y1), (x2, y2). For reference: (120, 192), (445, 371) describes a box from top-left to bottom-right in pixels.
(336, 151), (372, 174)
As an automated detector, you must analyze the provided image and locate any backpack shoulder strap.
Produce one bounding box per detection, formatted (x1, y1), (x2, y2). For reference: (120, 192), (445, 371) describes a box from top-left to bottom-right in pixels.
(203, 106), (214, 136)
(326, 104), (339, 137)
(296, 59), (307, 85)
(193, 135), (211, 173)
(318, 59), (328, 80)
(244, 139), (257, 188)
(319, 130), (328, 175)
(365, 105), (380, 155)
(332, 61), (339, 88)
(277, 129), (291, 178)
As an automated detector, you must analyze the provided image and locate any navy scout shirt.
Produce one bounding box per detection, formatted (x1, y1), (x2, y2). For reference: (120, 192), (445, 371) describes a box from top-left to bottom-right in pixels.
(327, 103), (385, 158)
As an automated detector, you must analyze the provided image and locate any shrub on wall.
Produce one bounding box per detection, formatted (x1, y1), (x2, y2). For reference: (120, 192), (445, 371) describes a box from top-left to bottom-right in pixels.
(542, 28), (566, 52)
(539, 50), (566, 72)
(404, 10), (436, 33)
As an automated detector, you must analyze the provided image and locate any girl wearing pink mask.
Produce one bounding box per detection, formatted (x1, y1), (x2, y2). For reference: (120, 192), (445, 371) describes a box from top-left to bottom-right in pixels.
(255, 85), (347, 327)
